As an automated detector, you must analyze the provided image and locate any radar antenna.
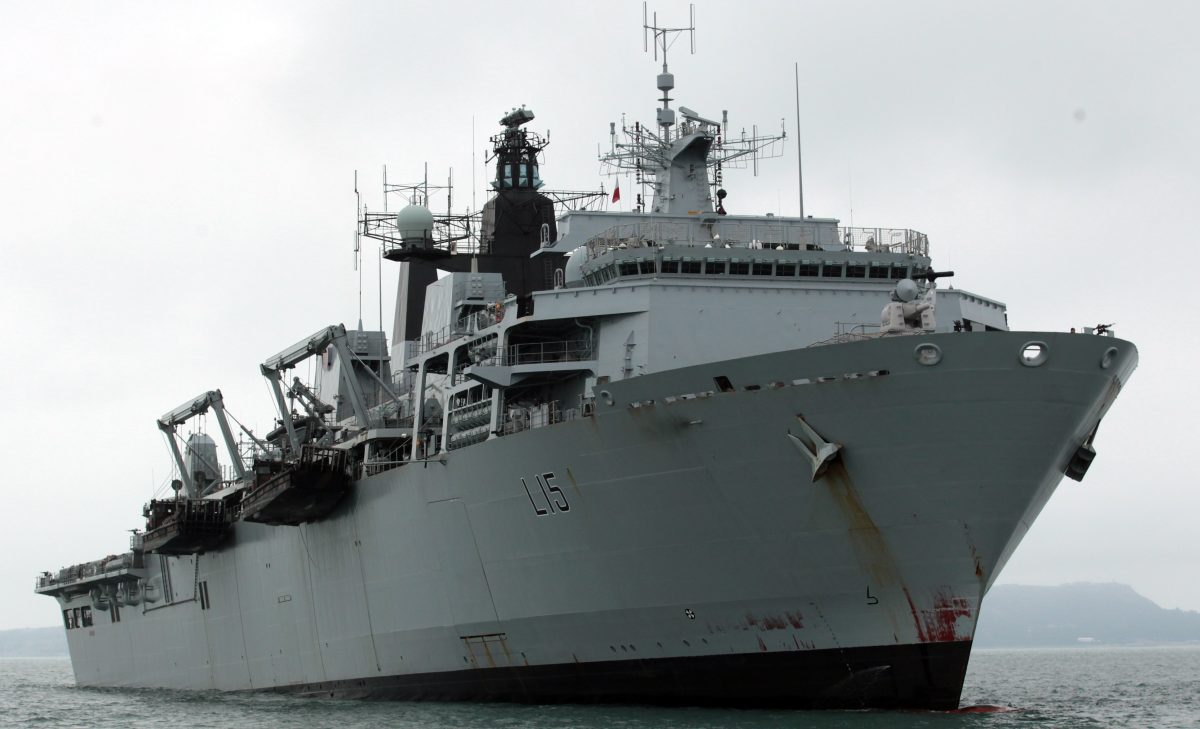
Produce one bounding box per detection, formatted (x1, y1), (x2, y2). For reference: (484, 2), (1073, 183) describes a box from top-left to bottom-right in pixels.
(358, 113), (607, 262)
(643, 1), (695, 143)
(600, 5), (788, 215)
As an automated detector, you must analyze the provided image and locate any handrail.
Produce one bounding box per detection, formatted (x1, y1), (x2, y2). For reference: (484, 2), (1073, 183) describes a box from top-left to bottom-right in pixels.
(411, 308), (503, 357)
(582, 221), (929, 259)
(489, 339), (593, 367)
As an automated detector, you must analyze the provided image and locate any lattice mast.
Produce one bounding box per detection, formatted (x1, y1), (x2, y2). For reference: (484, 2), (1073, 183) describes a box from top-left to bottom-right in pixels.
(601, 3), (787, 215)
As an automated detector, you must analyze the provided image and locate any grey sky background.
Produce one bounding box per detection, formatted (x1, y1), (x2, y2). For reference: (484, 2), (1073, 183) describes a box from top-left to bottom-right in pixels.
(2, 1), (1197, 630)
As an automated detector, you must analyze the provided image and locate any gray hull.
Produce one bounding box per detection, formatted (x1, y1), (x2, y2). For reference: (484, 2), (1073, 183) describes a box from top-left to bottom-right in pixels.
(57, 331), (1135, 708)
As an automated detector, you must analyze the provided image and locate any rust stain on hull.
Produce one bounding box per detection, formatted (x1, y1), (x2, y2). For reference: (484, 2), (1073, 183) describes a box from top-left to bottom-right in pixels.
(821, 461), (912, 642)
(820, 459), (977, 644)
(823, 462), (901, 588)
(746, 611), (806, 633)
(923, 590), (973, 642)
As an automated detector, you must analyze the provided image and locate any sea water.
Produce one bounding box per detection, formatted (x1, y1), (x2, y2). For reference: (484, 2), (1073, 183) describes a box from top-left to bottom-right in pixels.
(2, 646), (1197, 728)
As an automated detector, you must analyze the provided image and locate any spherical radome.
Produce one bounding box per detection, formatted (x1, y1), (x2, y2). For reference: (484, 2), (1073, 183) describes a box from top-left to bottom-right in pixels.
(395, 204), (435, 243)
(563, 247), (586, 287)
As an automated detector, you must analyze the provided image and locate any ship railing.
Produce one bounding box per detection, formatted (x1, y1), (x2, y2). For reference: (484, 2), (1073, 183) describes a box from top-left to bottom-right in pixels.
(37, 553), (142, 591)
(410, 309), (503, 357)
(362, 441), (410, 477)
(835, 321), (883, 338)
(386, 369), (417, 403)
(582, 221), (929, 258)
(362, 209), (485, 258)
(501, 402), (579, 436)
(838, 227), (929, 256)
(299, 444), (350, 473)
(583, 221), (691, 258)
(478, 339), (592, 367)
(808, 322), (885, 348)
(142, 500), (228, 544)
(447, 399), (492, 427)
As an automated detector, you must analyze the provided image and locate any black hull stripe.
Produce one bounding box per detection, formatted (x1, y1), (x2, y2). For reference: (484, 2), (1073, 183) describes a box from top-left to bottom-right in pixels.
(269, 640), (972, 710)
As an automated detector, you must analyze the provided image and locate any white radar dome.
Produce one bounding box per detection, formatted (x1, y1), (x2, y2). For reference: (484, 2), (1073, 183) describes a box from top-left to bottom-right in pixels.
(563, 247), (586, 287)
(895, 278), (919, 302)
(395, 204), (435, 245)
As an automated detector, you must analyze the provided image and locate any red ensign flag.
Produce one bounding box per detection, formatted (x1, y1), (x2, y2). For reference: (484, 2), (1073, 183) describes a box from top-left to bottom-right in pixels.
(612, 182), (621, 204)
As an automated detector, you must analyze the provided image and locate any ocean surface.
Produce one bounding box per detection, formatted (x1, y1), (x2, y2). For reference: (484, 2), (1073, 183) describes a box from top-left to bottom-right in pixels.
(1, 646), (1197, 729)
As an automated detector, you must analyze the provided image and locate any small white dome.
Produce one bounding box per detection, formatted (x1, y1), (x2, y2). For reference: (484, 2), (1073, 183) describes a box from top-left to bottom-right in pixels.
(396, 204), (435, 245)
(895, 278), (919, 302)
(563, 247), (586, 287)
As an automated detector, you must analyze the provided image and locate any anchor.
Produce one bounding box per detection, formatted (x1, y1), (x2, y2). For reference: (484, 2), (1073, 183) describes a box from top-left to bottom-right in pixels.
(787, 414), (842, 482)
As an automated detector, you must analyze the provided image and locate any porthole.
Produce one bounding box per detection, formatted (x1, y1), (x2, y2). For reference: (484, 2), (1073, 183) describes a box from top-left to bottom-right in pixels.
(1020, 341), (1049, 367)
(1101, 346), (1118, 369)
(914, 343), (942, 366)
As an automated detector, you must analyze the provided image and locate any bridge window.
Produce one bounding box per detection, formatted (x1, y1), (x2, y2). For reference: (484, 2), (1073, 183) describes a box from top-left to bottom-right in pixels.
(869, 265), (891, 279)
(846, 264), (866, 278)
(752, 262), (772, 276)
(681, 260), (701, 274)
(775, 264), (796, 277)
(822, 263), (844, 278)
(619, 261), (639, 276)
(639, 260), (656, 274)
(704, 261), (726, 274)
(797, 263), (819, 277)
(661, 259), (679, 273)
(729, 262), (749, 275)
(81, 606), (93, 627)
(890, 265), (909, 279)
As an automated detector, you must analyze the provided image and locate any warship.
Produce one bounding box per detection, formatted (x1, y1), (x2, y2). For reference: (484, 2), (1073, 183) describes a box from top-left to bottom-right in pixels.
(35, 10), (1137, 710)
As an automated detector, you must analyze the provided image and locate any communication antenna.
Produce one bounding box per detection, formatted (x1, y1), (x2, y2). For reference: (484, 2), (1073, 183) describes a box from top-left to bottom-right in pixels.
(643, 3), (695, 142)
(471, 116), (477, 214)
(601, 5), (784, 215)
(354, 170), (361, 269)
(794, 62), (805, 218)
(354, 170), (363, 328)
(643, 2), (695, 58)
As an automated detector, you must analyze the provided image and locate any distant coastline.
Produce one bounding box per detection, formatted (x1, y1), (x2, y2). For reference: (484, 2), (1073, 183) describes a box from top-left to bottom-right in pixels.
(6, 582), (1197, 656)
(0, 627), (66, 657)
(975, 583), (1200, 647)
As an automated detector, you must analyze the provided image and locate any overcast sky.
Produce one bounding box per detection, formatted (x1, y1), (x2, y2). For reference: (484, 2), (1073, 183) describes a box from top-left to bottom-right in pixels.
(2, 1), (1197, 630)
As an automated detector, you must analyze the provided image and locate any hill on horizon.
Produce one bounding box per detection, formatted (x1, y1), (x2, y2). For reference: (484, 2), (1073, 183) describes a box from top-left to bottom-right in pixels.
(975, 582), (1200, 647)
(0, 626), (66, 657)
